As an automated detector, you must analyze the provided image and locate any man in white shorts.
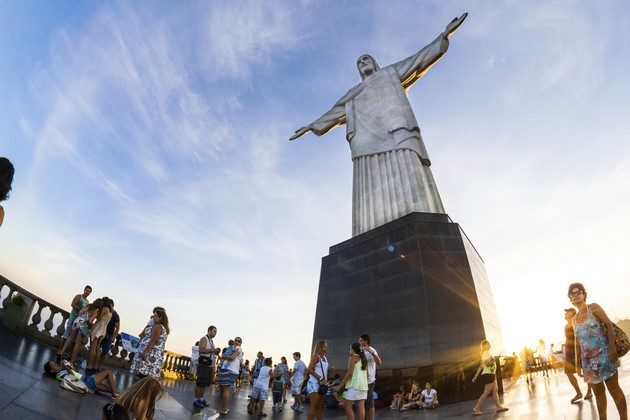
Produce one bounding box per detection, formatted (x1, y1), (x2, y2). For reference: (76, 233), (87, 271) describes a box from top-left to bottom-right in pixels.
(289, 351), (307, 412)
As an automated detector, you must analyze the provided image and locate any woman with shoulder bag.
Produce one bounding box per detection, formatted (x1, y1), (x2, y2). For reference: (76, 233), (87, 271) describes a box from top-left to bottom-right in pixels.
(306, 340), (329, 420)
(570, 282), (628, 420)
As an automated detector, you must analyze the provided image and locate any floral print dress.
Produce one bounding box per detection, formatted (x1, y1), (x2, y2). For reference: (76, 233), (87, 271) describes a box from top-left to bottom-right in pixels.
(130, 324), (168, 379)
(574, 305), (618, 384)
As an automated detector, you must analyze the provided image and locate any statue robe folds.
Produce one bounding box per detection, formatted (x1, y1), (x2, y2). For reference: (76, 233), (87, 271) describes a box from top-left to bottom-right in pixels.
(307, 34), (449, 236)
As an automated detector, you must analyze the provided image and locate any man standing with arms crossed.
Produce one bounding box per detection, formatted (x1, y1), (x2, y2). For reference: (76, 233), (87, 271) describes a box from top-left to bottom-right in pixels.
(360, 334), (382, 420)
(193, 325), (221, 408)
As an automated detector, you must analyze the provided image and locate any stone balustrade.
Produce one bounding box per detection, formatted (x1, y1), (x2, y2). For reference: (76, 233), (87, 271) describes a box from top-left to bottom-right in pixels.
(0, 274), (190, 376)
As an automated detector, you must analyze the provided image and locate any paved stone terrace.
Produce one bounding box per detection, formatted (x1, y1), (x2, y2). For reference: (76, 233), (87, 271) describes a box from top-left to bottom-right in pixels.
(1, 325), (629, 419)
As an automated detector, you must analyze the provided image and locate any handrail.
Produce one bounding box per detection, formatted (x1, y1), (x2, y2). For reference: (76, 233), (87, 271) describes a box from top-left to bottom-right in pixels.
(0, 274), (188, 376)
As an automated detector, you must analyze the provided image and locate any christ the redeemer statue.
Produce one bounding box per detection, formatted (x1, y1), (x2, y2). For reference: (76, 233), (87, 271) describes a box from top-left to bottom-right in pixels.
(291, 13), (467, 237)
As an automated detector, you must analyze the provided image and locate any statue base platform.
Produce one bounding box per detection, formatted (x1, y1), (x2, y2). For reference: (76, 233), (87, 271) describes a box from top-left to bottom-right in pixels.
(312, 212), (504, 403)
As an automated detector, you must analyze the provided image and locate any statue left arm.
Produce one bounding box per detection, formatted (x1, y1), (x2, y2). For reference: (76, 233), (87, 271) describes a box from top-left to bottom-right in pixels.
(394, 13), (468, 89)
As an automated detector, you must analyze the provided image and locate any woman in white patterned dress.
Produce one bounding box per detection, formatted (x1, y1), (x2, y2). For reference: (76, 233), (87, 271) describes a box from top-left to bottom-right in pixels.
(130, 308), (169, 379)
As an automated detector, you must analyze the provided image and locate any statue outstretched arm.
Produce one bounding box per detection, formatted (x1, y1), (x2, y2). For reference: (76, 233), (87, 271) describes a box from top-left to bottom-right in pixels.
(289, 97), (348, 140)
(444, 12), (467, 39)
(290, 126), (311, 141)
(395, 12), (468, 89)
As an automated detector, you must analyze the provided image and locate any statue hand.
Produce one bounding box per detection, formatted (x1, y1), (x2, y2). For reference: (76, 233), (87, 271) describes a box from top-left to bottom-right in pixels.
(444, 12), (468, 38)
(290, 126), (311, 140)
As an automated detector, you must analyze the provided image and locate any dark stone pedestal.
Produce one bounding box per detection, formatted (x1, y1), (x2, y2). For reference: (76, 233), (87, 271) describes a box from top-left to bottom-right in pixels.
(311, 212), (504, 403)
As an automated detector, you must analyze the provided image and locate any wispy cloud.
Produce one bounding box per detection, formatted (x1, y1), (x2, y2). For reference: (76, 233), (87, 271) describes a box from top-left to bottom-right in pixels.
(196, 2), (305, 81)
(6, 1), (630, 358)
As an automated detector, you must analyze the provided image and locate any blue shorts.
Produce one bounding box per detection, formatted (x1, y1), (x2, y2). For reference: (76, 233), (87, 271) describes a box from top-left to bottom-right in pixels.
(291, 379), (303, 395)
(81, 375), (98, 391)
(62, 317), (76, 340)
(250, 385), (269, 401)
(306, 379), (320, 395)
(217, 369), (238, 387)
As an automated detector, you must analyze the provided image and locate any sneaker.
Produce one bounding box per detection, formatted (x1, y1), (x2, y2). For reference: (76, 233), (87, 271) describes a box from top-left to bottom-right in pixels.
(297, 404), (304, 412)
(193, 399), (205, 408)
(278, 406), (283, 412)
(390, 405), (398, 410)
(202, 399), (209, 407)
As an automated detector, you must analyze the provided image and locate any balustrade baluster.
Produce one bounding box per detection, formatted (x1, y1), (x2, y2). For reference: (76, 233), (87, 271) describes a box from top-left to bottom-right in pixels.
(1, 274), (183, 378)
(44, 309), (57, 336)
(57, 314), (68, 337)
(27, 301), (43, 332)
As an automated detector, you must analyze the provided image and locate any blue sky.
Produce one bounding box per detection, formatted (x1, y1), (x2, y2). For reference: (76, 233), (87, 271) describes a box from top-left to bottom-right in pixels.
(1, 1), (629, 361)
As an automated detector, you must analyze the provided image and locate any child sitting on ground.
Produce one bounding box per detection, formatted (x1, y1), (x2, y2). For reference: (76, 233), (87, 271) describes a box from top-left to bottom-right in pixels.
(327, 374), (343, 408)
(390, 385), (407, 409)
(400, 382), (422, 411)
(44, 359), (118, 397)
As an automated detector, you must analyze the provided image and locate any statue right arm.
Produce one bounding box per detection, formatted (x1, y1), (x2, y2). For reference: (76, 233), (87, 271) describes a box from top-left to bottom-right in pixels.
(290, 102), (346, 140)
(290, 83), (364, 140)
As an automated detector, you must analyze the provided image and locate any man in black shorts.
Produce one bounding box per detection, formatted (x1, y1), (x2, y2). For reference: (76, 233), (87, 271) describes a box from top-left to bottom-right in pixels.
(360, 334), (382, 420)
(193, 326), (221, 408)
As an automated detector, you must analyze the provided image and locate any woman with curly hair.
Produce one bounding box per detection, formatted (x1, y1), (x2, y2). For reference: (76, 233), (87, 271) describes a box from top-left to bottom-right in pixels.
(569, 282), (627, 419)
(0, 157), (15, 227)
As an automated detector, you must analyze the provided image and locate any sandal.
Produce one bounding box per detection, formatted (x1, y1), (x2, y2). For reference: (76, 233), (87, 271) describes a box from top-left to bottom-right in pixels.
(571, 394), (583, 403)
(496, 406), (509, 412)
(584, 393), (593, 400)
(473, 408), (483, 415)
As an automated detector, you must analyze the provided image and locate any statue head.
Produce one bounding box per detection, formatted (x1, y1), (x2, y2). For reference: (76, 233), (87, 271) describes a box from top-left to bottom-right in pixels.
(356, 54), (380, 80)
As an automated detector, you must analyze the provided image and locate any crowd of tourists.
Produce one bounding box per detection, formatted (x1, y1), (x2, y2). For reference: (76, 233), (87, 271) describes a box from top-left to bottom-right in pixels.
(188, 331), (381, 420)
(44, 280), (628, 420)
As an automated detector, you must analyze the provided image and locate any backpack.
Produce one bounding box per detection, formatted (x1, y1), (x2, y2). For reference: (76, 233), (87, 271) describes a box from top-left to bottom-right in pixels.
(60, 374), (91, 394)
